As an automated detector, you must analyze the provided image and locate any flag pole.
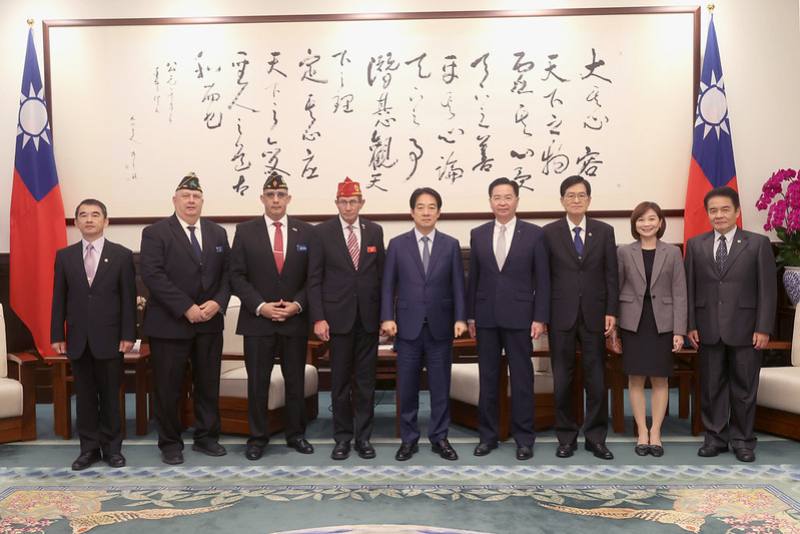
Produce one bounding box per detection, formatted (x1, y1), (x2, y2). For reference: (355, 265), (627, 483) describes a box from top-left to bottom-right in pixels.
(707, 4), (714, 12)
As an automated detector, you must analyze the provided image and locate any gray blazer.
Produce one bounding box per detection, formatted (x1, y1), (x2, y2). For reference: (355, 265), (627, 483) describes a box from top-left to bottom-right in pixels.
(617, 240), (687, 335)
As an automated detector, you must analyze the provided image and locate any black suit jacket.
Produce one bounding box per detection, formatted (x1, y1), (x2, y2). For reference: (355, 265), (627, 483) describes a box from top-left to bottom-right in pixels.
(467, 220), (550, 329)
(230, 215), (315, 337)
(308, 217), (385, 334)
(685, 229), (776, 346)
(51, 240), (137, 360)
(543, 217), (619, 332)
(140, 215), (230, 339)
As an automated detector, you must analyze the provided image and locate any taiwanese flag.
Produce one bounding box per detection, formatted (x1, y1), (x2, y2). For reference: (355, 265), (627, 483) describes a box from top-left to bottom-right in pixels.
(683, 16), (741, 245)
(10, 28), (67, 357)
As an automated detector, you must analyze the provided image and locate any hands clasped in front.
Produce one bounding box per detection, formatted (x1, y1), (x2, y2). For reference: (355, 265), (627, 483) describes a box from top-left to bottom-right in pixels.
(184, 300), (222, 323)
(259, 300), (300, 322)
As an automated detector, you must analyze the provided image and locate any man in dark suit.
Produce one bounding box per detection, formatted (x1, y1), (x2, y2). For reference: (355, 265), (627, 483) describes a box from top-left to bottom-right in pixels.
(543, 175), (618, 460)
(230, 172), (316, 461)
(686, 186), (776, 463)
(381, 187), (467, 461)
(140, 173), (231, 465)
(51, 199), (136, 470)
(309, 177), (385, 460)
(467, 178), (550, 460)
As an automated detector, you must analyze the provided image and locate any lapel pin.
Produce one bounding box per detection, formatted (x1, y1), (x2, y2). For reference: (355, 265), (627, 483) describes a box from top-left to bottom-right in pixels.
(292, 227), (298, 232)
(361, 223), (366, 230)
(737, 239), (742, 244)
(103, 258), (108, 263)
(588, 232), (593, 237)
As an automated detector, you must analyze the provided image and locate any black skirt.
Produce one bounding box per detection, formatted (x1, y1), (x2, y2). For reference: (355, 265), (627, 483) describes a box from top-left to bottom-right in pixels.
(620, 296), (674, 377)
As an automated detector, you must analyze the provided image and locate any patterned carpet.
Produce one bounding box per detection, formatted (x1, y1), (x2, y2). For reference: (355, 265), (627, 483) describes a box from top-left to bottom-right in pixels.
(2, 464), (800, 533)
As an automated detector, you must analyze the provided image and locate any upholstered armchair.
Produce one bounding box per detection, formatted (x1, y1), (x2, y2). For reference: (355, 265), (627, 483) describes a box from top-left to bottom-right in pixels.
(0, 304), (37, 443)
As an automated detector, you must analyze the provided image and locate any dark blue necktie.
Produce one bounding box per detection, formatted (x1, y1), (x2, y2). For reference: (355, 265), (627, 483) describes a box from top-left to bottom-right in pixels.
(716, 235), (728, 273)
(188, 225), (202, 260)
(573, 227), (584, 256)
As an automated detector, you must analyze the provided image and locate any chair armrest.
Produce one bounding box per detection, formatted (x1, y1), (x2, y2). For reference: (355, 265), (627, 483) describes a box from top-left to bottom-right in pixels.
(7, 352), (39, 366)
(6, 352), (39, 381)
(766, 340), (791, 351)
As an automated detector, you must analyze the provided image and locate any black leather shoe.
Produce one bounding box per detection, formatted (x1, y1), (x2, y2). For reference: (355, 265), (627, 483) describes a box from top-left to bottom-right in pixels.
(395, 441), (419, 461)
(555, 442), (577, 458)
(734, 448), (755, 462)
(331, 441), (351, 460)
(697, 444), (729, 457)
(354, 441), (376, 459)
(473, 442), (498, 457)
(287, 438), (314, 454)
(245, 444), (264, 461)
(516, 445), (533, 460)
(71, 450), (101, 471)
(161, 450), (184, 465)
(192, 441), (227, 457)
(649, 444), (664, 457)
(634, 444), (650, 456)
(431, 439), (458, 461)
(105, 453), (126, 468)
(585, 441), (614, 460)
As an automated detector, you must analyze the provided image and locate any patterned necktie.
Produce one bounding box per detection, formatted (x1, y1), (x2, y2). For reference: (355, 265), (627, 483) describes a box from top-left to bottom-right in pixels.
(347, 225), (359, 269)
(188, 225), (202, 260)
(496, 224), (507, 270)
(273, 222), (284, 274)
(573, 227), (584, 256)
(716, 234), (728, 273)
(84, 243), (96, 285)
(421, 236), (431, 274)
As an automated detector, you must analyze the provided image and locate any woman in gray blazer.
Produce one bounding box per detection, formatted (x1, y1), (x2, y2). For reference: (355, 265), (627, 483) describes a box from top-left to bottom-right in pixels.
(616, 201), (687, 457)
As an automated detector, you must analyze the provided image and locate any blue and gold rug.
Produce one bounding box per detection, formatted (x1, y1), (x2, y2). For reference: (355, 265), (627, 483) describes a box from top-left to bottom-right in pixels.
(2, 465), (799, 533)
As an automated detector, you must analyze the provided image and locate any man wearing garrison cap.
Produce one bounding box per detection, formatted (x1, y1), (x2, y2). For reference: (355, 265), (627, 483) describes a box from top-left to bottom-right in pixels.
(308, 177), (385, 460)
(140, 172), (231, 465)
(230, 172), (317, 460)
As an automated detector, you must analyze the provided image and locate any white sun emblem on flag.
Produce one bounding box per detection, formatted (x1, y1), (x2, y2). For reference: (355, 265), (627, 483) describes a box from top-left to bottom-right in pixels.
(695, 70), (730, 140)
(17, 83), (51, 151)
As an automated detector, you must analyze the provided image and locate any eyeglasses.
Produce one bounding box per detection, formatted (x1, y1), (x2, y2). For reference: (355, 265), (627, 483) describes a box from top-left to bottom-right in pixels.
(491, 195), (516, 203)
(564, 193), (589, 201)
(264, 191), (288, 199)
(336, 199), (362, 207)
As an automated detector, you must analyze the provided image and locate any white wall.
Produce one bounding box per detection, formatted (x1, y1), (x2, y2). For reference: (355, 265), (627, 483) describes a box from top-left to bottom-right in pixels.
(2, 0), (800, 251)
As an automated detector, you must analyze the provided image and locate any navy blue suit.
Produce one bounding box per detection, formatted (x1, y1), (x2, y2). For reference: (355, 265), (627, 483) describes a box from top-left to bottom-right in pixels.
(381, 229), (466, 443)
(466, 220), (550, 446)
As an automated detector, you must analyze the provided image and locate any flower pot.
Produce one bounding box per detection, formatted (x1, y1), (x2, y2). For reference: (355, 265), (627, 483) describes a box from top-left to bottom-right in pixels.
(783, 266), (800, 306)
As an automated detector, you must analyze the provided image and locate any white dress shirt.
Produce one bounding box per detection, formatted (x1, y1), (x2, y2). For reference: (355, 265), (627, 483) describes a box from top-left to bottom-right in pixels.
(82, 236), (105, 281)
(414, 228), (436, 260)
(265, 214), (289, 256)
(340, 215), (361, 250)
(176, 214), (202, 252)
(713, 227), (737, 257)
(566, 216), (586, 240)
(493, 217), (516, 260)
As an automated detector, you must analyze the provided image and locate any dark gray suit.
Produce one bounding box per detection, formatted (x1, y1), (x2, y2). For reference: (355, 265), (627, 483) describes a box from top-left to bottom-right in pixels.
(685, 229), (776, 450)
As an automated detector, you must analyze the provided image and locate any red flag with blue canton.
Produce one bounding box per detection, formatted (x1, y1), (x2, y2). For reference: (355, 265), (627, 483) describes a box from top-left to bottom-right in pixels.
(10, 28), (67, 357)
(683, 16), (741, 246)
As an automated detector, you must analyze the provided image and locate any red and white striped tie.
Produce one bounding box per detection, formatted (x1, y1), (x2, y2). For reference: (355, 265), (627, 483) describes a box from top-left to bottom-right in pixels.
(347, 225), (359, 270)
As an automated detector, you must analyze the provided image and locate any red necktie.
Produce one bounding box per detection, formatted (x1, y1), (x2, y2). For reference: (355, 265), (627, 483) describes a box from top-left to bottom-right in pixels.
(273, 222), (284, 274)
(347, 225), (359, 269)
